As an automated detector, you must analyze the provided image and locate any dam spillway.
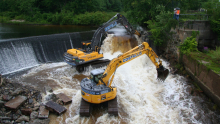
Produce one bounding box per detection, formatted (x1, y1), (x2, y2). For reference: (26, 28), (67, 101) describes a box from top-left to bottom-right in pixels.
(0, 31), (95, 75)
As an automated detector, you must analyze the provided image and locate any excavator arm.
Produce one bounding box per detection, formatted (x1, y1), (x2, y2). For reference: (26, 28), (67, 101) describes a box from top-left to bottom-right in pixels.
(90, 13), (141, 52)
(100, 42), (169, 87)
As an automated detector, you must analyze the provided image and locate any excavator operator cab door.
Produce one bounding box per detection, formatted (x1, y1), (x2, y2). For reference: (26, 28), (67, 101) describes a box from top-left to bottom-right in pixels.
(90, 69), (105, 84)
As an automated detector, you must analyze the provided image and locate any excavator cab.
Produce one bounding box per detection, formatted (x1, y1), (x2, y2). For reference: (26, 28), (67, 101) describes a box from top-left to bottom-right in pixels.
(81, 41), (91, 52)
(90, 69), (105, 84)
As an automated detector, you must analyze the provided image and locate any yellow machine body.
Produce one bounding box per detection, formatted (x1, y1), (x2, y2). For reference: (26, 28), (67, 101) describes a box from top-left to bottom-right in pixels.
(67, 49), (103, 62)
(81, 86), (117, 104)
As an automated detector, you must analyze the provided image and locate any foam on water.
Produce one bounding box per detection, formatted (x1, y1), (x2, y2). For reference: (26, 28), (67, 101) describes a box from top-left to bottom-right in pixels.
(64, 35), (193, 123)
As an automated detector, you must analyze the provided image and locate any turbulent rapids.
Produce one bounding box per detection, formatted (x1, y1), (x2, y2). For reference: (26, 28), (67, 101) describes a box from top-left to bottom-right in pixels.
(10, 34), (220, 124)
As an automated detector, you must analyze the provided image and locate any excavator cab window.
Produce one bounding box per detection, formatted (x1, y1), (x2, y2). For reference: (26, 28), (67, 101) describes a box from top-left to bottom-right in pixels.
(91, 74), (102, 84)
(82, 42), (91, 51)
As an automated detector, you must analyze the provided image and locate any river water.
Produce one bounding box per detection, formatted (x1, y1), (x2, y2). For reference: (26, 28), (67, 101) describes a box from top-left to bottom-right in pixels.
(0, 23), (97, 40)
(9, 34), (220, 124)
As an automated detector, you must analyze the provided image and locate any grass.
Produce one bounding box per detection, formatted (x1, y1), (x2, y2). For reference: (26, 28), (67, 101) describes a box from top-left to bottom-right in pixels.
(190, 47), (220, 74)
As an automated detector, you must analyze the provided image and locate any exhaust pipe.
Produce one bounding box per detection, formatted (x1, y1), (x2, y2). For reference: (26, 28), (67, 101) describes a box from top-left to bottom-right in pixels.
(157, 65), (169, 81)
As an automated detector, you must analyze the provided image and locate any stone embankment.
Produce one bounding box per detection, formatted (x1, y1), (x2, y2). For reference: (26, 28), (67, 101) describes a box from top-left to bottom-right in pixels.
(159, 20), (220, 107)
(0, 74), (71, 124)
(182, 54), (220, 107)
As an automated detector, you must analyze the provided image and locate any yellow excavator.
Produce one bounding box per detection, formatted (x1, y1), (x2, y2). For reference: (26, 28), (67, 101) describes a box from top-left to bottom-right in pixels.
(79, 42), (169, 116)
(63, 13), (140, 72)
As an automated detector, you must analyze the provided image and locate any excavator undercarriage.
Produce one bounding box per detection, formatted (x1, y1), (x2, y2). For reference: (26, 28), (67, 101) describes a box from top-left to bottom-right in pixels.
(80, 97), (118, 117)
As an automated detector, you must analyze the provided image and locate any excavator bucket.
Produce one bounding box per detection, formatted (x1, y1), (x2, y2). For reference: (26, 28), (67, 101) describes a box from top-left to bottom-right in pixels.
(157, 65), (169, 81)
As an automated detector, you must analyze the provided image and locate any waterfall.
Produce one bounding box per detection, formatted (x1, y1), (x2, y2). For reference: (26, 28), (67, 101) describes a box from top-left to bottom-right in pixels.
(0, 31), (95, 75)
(68, 33), (74, 49)
(0, 40), (39, 75)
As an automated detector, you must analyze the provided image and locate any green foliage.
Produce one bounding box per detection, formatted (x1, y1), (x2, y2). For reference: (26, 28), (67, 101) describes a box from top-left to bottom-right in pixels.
(73, 12), (118, 25)
(0, 11), (119, 25)
(145, 5), (178, 46)
(206, 47), (220, 64)
(210, 19), (220, 40)
(179, 36), (197, 54)
(203, 0), (220, 39)
(0, 0), (123, 25)
(180, 0), (208, 10)
(191, 47), (220, 74)
(0, 14), (11, 23)
(122, 0), (169, 25)
(191, 31), (200, 38)
(0, 0), (123, 15)
(122, 0), (209, 26)
(179, 32), (198, 54)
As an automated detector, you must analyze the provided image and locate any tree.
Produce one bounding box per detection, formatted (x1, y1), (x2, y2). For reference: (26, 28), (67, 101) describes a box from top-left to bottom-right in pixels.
(122, 0), (176, 25)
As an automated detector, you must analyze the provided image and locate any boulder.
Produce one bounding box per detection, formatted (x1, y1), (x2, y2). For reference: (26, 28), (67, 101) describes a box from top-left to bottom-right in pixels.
(16, 115), (30, 122)
(12, 88), (23, 96)
(30, 111), (38, 120)
(29, 118), (50, 124)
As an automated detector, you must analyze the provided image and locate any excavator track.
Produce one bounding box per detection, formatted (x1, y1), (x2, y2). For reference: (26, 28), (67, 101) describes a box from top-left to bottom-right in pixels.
(76, 59), (110, 72)
(108, 97), (118, 116)
(80, 98), (91, 117)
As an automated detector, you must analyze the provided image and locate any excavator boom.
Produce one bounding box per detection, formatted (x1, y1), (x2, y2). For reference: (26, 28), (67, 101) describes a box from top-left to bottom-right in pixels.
(101, 42), (169, 87)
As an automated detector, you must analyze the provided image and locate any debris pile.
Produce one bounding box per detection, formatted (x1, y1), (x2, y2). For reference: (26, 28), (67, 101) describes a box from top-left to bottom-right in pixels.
(0, 75), (72, 124)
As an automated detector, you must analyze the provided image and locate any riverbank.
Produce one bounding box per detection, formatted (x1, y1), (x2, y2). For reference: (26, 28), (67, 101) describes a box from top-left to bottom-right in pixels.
(1, 57), (220, 123)
(0, 75), (72, 124)
(162, 50), (220, 111)
(161, 22), (220, 109)
(0, 12), (125, 26)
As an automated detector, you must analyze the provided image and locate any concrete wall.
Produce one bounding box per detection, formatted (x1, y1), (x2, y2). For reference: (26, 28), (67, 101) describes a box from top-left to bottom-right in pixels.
(165, 21), (220, 107)
(167, 21), (217, 63)
(182, 55), (220, 107)
(178, 21), (216, 49)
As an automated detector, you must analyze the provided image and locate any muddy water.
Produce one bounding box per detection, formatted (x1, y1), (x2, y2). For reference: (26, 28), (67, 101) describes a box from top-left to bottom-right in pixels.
(101, 34), (138, 54)
(10, 35), (220, 124)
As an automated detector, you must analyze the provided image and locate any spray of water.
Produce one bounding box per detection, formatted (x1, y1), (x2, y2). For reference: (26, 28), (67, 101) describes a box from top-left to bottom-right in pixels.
(108, 25), (127, 36)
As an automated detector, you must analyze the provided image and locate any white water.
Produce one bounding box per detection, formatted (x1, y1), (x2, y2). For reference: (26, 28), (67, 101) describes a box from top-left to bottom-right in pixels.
(0, 41), (39, 75)
(12, 34), (220, 124)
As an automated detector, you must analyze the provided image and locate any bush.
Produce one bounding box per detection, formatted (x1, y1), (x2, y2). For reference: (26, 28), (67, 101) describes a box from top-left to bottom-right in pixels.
(2, 11), (18, 19)
(179, 31), (199, 54)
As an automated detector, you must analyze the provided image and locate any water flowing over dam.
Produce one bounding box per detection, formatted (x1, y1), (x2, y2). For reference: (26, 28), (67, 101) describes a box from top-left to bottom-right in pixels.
(0, 31), (95, 75)
(6, 33), (220, 124)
